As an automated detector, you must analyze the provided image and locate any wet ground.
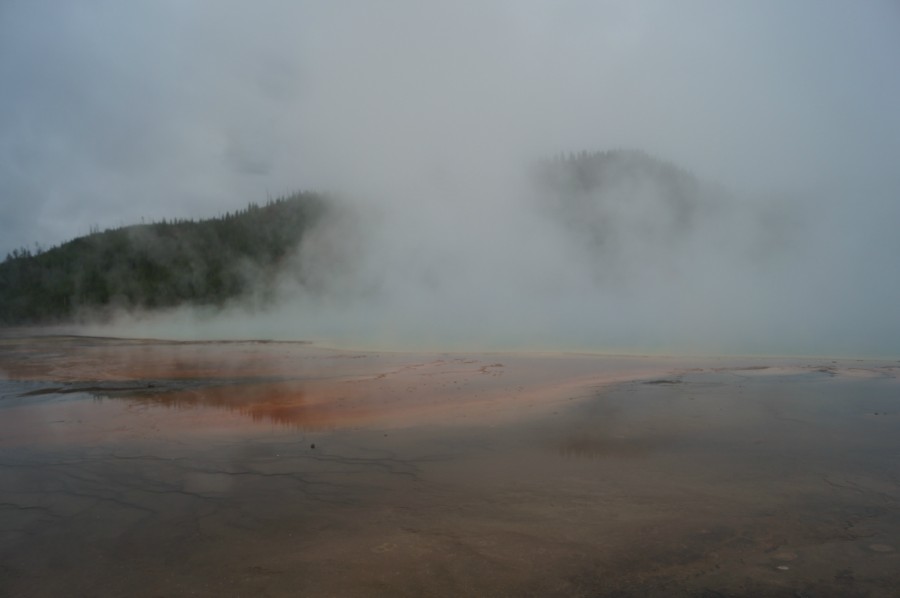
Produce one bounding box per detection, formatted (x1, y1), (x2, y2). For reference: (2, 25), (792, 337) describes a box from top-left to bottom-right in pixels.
(1, 334), (899, 597)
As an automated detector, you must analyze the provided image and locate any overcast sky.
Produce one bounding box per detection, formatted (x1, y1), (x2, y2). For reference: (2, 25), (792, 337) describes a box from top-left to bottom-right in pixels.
(2, 1), (899, 355)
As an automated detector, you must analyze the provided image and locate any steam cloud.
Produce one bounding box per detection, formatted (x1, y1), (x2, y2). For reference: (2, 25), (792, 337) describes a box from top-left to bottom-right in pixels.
(2, 2), (899, 357)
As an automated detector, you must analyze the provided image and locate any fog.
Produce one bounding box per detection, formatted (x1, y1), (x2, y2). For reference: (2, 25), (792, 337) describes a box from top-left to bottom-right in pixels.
(2, 2), (899, 356)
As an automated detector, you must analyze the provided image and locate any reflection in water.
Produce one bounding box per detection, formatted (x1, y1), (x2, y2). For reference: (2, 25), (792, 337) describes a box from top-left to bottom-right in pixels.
(95, 380), (378, 430)
(1, 335), (900, 597)
(152, 383), (326, 427)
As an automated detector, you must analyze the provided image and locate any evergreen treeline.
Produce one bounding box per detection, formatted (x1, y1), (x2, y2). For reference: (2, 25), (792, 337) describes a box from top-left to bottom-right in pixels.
(537, 149), (701, 191)
(536, 149), (706, 212)
(535, 149), (716, 249)
(0, 150), (721, 326)
(0, 192), (327, 324)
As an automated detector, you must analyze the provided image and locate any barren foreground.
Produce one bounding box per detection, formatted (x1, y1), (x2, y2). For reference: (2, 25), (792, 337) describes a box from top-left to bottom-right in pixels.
(1, 334), (899, 597)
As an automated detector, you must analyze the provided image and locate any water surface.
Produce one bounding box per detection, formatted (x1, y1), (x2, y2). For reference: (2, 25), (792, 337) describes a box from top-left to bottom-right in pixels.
(1, 335), (898, 596)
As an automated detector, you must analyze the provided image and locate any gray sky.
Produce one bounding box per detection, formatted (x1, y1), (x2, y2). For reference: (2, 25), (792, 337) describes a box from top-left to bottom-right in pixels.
(2, 1), (899, 355)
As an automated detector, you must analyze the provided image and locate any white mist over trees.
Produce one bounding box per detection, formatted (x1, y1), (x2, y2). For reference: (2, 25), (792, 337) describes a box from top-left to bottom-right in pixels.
(1, 2), (898, 356)
(43, 149), (863, 358)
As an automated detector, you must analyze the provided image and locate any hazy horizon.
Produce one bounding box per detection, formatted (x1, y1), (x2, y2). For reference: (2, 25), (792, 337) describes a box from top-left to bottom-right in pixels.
(2, 1), (899, 357)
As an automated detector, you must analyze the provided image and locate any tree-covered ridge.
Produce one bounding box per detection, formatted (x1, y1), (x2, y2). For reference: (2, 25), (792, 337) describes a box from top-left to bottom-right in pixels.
(537, 149), (702, 195)
(535, 149), (719, 251)
(1, 150), (726, 326)
(0, 192), (328, 324)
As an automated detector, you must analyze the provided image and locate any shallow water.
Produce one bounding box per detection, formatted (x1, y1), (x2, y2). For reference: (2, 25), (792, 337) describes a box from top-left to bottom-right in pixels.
(1, 335), (898, 596)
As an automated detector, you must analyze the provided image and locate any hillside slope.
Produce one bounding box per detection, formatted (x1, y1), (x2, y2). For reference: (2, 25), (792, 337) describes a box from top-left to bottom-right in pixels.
(1, 150), (729, 326)
(0, 192), (327, 324)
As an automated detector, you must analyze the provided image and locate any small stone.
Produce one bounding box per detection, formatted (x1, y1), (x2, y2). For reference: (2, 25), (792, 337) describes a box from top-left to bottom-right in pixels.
(869, 543), (894, 553)
(310, 443), (316, 449)
(776, 565), (790, 571)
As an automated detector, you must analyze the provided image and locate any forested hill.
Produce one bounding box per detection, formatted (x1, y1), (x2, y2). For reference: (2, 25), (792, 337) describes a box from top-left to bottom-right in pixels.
(0, 192), (328, 324)
(534, 149), (720, 253)
(1, 150), (723, 326)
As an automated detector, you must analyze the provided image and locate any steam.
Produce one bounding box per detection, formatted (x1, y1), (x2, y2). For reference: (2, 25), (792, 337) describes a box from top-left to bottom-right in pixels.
(90, 152), (857, 357)
(3, 2), (899, 356)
